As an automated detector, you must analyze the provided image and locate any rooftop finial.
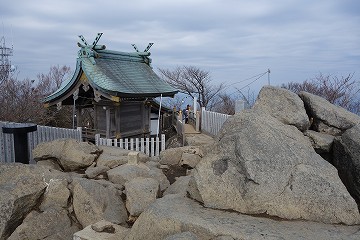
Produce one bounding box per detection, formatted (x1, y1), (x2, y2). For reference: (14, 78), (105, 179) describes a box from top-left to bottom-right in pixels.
(77, 33), (106, 65)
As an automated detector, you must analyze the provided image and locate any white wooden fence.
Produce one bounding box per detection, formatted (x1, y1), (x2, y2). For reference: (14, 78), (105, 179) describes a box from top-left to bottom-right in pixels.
(95, 134), (166, 157)
(0, 121), (82, 163)
(201, 108), (230, 136)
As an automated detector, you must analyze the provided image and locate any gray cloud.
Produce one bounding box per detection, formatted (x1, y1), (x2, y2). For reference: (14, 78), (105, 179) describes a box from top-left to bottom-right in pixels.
(0, 0), (358, 93)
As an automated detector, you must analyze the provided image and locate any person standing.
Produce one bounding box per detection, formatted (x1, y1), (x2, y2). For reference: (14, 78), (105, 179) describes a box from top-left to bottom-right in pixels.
(183, 104), (190, 123)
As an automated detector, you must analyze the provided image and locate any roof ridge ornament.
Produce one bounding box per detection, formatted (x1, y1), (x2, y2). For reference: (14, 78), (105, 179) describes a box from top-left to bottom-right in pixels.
(131, 43), (153, 53)
(77, 33), (106, 65)
(131, 43), (154, 65)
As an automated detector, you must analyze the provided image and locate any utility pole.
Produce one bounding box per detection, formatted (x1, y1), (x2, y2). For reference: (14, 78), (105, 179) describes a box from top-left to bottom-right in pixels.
(267, 69), (271, 85)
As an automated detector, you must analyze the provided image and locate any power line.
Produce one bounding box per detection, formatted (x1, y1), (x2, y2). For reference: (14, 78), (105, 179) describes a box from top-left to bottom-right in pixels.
(226, 71), (268, 97)
(224, 70), (269, 91)
(236, 72), (267, 91)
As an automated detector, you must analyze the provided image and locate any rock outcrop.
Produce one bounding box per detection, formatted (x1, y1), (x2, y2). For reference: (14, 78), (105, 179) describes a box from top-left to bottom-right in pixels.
(8, 208), (79, 240)
(33, 139), (101, 171)
(299, 91), (360, 134)
(72, 178), (128, 227)
(0, 164), (48, 239)
(125, 194), (360, 240)
(253, 85), (310, 131)
(333, 124), (360, 207)
(125, 177), (160, 217)
(194, 109), (360, 224)
(2, 86), (360, 239)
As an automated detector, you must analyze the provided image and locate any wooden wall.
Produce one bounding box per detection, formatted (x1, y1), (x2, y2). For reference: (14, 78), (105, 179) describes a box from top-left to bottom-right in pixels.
(94, 101), (150, 138)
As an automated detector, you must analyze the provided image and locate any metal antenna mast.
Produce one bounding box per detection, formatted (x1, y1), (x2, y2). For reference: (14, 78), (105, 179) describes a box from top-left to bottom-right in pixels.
(0, 35), (14, 84)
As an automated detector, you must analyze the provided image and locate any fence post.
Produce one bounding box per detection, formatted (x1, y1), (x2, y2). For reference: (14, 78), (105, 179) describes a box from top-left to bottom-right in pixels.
(141, 138), (145, 153)
(125, 138), (129, 150)
(95, 134), (100, 146)
(76, 127), (82, 141)
(196, 110), (200, 132)
(151, 138), (155, 157)
(136, 138), (139, 152)
(145, 138), (150, 156)
(155, 136), (160, 156)
(130, 138), (134, 151)
(161, 134), (166, 152)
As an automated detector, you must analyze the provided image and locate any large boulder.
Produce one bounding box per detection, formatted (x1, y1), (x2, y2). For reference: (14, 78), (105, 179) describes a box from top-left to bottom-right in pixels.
(159, 147), (186, 165)
(0, 164), (48, 239)
(39, 178), (70, 211)
(71, 178), (128, 228)
(124, 194), (360, 240)
(159, 146), (203, 166)
(253, 86), (310, 131)
(299, 91), (360, 134)
(125, 177), (160, 217)
(33, 139), (101, 171)
(333, 124), (360, 207)
(107, 163), (169, 191)
(194, 109), (360, 225)
(163, 176), (191, 197)
(8, 208), (79, 240)
(107, 164), (149, 186)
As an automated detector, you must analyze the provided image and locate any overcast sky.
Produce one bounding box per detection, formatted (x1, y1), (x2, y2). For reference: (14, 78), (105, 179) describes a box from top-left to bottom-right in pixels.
(1, 0), (359, 95)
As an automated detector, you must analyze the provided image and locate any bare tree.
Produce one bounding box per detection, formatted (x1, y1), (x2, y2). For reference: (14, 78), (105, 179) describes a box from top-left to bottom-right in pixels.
(0, 65), (72, 126)
(212, 93), (236, 115)
(282, 73), (360, 114)
(212, 88), (256, 115)
(163, 95), (187, 112)
(37, 65), (71, 92)
(158, 66), (224, 109)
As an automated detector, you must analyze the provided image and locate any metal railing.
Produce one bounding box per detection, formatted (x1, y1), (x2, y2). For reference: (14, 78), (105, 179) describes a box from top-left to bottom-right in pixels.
(95, 134), (166, 157)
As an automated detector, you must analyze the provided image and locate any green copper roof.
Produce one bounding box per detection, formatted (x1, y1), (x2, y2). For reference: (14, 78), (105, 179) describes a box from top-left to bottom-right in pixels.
(82, 49), (177, 97)
(44, 45), (178, 104)
(43, 59), (82, 103)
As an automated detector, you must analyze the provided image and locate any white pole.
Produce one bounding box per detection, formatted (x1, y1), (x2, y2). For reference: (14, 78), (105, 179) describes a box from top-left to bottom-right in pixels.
(156, 94), (163, 137)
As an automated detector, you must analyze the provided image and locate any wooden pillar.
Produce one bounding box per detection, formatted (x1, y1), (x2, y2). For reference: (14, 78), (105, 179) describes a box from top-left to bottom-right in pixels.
(143, 102), (150, 137)
(93, 104), (98, 132)
(115, 103), (121, 139)
(106, 108), (110, 139)
(76, 108), (82, 128)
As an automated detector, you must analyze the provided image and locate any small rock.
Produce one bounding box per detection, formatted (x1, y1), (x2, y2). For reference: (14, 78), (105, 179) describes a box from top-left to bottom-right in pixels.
(304, 130), (335, 153)
(91, 220), (115, 233)
(128, 152), (140, 165)
(73, 221), (129, 240)
(85, 166), (110, 179)
(160, 164), (170, 169)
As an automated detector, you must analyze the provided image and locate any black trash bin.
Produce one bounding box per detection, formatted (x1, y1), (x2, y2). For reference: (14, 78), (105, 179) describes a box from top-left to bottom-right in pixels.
(2, 123), (37, 164)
